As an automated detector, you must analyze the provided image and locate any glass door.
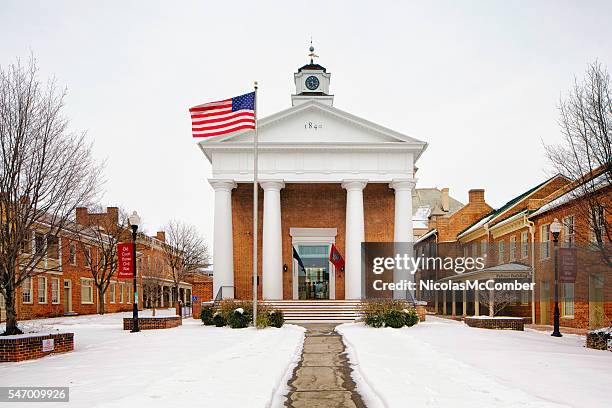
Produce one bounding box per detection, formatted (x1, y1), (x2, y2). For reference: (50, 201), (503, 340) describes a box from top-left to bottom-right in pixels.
(297, 244), (330, 300)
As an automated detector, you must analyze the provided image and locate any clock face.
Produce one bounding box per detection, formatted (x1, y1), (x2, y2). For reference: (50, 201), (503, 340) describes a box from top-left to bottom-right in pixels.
(305, 75), (320, 90)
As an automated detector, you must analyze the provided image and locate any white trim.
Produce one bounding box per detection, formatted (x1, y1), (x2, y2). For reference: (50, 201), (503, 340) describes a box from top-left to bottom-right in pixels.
(37, 276), (47, 304)
(80, 278), (94, 304)
(51, 277), (60, 304)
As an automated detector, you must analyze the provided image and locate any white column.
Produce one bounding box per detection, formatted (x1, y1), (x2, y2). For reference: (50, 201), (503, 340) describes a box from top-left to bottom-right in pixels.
(260, 180), (285, 300)
(209, 179), (237, 300)
(342, 180), (367, 300)
(390, 179), (416, 300)
(390, 179), (416, 242)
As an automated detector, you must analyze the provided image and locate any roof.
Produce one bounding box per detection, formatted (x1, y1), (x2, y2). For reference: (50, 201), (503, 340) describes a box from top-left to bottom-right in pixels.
(530, 173), (610, 218)
(457, 174), (563, 238)
(438, 262), (532, 281)
(298, 63), (326, 72)
(415, 228), (437, 243)
(413, 188), (464, 215)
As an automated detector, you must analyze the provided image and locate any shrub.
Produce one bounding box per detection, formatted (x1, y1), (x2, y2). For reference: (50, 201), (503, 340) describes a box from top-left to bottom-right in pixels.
(268, 310), (284, 328)
(384, 309), (405, 328)
(219, 300), (253, 323)
(227, 307), (251, 329)
(403, 308), (419, 327)
(212, 312), (226, 327)
(200, 306), (214, 325)
(362, 299), (419, 328)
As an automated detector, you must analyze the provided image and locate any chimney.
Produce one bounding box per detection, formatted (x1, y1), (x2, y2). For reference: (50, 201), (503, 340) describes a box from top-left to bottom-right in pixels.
(468, 189), (485, 204)
(441, 188), (450, 212)
(76, 207), (89, 224)
(106, 207), (119, 224)
(156, 231), (166, 242)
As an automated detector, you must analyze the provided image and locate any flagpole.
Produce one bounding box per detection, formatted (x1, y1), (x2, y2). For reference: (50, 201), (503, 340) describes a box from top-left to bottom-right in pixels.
(252, 81), (259, 328)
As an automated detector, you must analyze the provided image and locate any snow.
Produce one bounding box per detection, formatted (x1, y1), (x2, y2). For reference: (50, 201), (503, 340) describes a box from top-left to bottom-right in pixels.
(0, 309), (305, 407)
(338, 317), (612, 408)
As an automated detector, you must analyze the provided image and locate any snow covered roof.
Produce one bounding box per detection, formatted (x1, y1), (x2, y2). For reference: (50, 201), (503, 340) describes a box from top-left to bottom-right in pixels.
(415, 229), (437, 243)
(530, 173), (610, 218)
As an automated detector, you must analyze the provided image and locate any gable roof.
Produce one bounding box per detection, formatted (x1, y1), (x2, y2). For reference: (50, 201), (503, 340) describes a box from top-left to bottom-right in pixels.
(198, 99), (428, 162)
(457, 174), (567, 239)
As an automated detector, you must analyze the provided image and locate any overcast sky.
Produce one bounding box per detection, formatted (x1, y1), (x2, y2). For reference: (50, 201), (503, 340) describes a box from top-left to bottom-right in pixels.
(2, 0), (611, 252)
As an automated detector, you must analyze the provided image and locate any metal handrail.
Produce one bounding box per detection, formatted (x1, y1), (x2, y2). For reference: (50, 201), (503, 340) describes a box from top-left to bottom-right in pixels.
(213, 285), (234, 307)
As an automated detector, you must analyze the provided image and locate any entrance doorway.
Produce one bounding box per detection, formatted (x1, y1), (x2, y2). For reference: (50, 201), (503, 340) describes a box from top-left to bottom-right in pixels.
(296, 244), (330, 300)
(63, 279), (72, 313)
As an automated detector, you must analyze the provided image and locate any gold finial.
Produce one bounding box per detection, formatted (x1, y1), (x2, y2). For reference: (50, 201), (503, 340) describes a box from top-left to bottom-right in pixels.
(308, 38), (318, 64)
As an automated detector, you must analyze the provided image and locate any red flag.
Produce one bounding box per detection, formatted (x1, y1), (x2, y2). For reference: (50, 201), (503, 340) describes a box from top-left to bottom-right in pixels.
(329, 244), (345, 270)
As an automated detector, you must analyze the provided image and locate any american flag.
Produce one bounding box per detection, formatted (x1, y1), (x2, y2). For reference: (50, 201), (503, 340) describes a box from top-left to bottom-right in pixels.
(189, 92), (255, 137)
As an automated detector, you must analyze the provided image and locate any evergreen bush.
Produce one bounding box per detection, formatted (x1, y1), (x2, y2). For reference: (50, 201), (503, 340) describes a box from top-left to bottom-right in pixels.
(268, 310), (284, 328)
(212, 312), (226, 327)
(227, 307), (251, 328)
(200, 306), (214, 325)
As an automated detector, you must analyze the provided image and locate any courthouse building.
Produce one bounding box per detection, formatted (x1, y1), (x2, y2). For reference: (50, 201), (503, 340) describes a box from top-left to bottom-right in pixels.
(199, 55), (427, 301)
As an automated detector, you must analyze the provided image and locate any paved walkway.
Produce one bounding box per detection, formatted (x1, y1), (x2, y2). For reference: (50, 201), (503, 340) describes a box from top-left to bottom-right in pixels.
(285, 324), (366, 408)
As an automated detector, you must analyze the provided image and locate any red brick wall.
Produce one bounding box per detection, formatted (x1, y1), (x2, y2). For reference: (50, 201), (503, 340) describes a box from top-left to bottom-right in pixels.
(0, 333), (74, 362)
(231, 183), (396, 300)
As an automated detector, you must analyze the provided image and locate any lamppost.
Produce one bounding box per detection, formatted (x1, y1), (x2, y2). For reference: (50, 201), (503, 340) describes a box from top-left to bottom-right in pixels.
(550, 218), (562, 338)
(129, 211), (141, 333)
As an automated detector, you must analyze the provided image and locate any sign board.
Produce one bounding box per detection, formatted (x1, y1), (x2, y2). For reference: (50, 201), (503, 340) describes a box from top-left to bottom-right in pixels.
(608, 338), (612, 352)
(42, 339), (54, 352)
(559, 248), (577, 283)
(192, 295), (198, 302)
(117, 243), (134, 279)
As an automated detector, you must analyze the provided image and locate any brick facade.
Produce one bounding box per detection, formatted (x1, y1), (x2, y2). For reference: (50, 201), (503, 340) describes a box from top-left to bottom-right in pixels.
(231, 183), (395, 300)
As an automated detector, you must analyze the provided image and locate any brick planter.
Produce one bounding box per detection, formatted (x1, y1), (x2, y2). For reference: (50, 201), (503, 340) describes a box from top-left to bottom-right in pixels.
(464, 316), (524, 331)
(0, 332), (74, 362)
(123, 316), (181, 330)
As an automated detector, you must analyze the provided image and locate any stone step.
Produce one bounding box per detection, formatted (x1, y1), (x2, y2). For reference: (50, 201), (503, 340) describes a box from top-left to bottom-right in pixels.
(262, 300), (363, 323)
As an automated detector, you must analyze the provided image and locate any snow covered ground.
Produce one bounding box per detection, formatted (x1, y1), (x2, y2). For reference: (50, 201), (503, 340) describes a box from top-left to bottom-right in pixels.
(338, 317), (612, 408)
(0, 309), (305, 407)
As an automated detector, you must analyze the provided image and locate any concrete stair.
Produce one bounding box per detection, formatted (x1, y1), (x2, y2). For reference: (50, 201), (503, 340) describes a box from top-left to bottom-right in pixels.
(261, 300), (363, 323)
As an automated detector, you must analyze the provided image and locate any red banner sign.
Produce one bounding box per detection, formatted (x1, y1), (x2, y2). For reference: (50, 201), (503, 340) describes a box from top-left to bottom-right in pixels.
(117, 242), (134, 279)
(559, 247), (577, 283)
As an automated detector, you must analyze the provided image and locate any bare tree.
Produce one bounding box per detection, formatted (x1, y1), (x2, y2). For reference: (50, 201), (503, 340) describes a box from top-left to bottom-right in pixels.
(478, 288), (517, 316)
(0, 57), (100, 335)
(162, 221), (209, 309)
(142, 256), (166, 316)
(545, 61), (611, 267)
(74, 206), (128, 314)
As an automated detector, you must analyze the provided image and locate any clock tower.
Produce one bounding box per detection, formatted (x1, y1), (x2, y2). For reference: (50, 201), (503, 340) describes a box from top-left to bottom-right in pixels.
(291, 45), (334, 106)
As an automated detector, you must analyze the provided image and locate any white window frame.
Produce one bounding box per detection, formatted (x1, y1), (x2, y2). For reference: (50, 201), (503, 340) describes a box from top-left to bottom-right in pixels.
(69, 242), (77, 265)
(22, 277), (33, 304)
(110, 282), (116, 304)
(51, 277), (60, 304)
(509, 236), (516, 261)
(497, 240), (505, 264)
(85, 246), (92, 267)
(563, 215), (575, 248)
(81, 278), (94, 304)
(520, 231), (529, 259)
(38, 276), (47, 304)
(541, 224), (550, 259)
(561, 283), (575, 318)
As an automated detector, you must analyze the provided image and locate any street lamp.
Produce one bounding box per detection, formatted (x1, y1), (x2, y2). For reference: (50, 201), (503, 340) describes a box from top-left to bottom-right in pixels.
(550, 218), (562, 338)
(128, 211), (141, 333)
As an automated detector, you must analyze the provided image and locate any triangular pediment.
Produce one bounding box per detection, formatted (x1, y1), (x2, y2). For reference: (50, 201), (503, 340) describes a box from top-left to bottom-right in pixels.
(198, 100), (427, 148)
